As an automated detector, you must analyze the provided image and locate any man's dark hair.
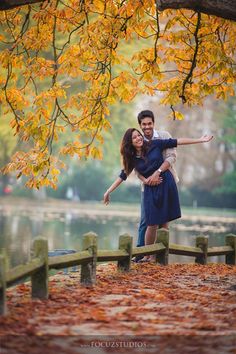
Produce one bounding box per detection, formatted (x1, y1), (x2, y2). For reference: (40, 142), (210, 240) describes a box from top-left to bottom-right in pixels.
(137, 110), (155, 124)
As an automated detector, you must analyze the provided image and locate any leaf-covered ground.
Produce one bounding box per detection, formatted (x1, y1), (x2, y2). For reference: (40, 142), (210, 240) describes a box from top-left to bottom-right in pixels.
(0, 263), (236, 354)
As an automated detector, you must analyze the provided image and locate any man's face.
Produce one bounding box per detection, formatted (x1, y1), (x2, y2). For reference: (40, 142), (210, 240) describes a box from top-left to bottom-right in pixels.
(139, 117), (154, 139)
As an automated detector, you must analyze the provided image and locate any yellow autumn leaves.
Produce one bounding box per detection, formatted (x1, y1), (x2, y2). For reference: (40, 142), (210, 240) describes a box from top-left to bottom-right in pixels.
(0, 1), (235, 188)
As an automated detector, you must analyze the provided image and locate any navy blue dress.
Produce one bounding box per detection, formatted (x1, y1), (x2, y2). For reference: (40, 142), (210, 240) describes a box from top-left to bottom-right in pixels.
(120, 139), (181, 226)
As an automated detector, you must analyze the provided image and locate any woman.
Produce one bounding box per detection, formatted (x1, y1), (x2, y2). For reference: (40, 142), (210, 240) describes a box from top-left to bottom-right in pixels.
(103, 128), (213, 262)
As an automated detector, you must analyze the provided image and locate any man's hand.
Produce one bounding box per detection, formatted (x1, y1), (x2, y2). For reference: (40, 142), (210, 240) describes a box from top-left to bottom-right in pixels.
(145, 171), (163, 186)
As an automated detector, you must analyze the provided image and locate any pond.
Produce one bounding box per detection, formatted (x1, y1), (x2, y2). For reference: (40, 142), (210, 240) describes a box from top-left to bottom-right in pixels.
(0, 200), (236, 267)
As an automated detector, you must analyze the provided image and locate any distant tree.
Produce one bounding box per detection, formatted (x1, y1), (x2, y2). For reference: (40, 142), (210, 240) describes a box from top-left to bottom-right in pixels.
(0, 115), (18, 194)
(213, 97), (236, 199)
(0, 1), (236, 188)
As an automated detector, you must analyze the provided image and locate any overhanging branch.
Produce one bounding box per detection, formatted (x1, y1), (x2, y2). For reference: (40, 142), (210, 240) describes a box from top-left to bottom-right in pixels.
(0, 0), (45, 10)
(2, 1), (236, 23)
(156, 0), (236, 22)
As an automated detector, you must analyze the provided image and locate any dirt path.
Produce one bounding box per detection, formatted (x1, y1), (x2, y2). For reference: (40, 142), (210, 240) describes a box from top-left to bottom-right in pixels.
(0, 263), (236, 353)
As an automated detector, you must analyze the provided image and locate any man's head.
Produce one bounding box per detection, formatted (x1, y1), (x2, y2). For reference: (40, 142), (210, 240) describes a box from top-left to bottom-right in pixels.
(137, 110), (155, 140)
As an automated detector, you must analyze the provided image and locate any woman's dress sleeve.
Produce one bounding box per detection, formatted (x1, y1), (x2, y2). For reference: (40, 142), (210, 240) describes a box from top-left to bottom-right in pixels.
(119, 169), (127, 181)
(152, 138), (177, 151)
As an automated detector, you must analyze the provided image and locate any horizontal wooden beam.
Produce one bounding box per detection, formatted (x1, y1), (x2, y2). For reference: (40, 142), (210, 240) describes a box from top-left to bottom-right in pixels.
(169, 243), (203, 256)
(97, 249), (128, 262)
(48, 250), (91, 269)
(207, 246), (234, 256)
(6, 257), (44, 287)
(132, 243), (166, 256)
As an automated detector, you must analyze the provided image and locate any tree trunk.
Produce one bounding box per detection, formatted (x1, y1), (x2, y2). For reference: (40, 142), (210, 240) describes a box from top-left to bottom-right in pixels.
(0, 0), (44, 10)
(156, 0), (236, 21)
(1, 0), (236, 22)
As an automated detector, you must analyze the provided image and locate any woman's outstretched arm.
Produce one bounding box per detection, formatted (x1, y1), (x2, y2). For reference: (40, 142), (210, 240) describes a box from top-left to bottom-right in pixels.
(103, 177), (124, 205)
(177, 135), (213, 145)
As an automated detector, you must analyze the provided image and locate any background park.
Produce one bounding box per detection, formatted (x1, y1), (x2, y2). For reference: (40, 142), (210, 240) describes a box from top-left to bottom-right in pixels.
(0, 0), (236, 353)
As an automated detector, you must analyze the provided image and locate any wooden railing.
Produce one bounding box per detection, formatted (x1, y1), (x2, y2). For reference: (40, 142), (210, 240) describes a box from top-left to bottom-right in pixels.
(0, 229), (235, 315)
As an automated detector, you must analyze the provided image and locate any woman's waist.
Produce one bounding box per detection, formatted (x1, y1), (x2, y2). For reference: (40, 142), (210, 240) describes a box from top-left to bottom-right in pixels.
(143, 169), (171, 178)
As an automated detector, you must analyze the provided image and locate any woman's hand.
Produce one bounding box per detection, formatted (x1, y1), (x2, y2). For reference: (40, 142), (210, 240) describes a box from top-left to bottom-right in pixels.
(103, 177), (124, 205)
(142, 178), (149, 185)
(199, 134), (214, 143)
(177, 135), (214, 145)
(103, 191), (110, 205)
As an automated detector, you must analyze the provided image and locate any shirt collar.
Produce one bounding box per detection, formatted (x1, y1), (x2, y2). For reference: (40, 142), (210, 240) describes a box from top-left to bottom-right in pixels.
(144, 129), (159, 141)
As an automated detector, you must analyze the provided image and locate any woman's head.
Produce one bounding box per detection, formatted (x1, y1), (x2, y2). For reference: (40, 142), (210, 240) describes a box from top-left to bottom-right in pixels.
(120, 128), (146, 175)
(122, 128), (144, 150)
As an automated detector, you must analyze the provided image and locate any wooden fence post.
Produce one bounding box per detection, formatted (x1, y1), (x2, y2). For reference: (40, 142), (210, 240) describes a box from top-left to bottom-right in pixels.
(31, 237), (48, 299)
(155, 228), (169, 265)
(0, 254), (7, 316)
(225, 234), (236, 265)
(81, 232), (97, 286)
(0, 248), (9, 272)
(195, 236), (208, 265)
(118, 234), (132, 272)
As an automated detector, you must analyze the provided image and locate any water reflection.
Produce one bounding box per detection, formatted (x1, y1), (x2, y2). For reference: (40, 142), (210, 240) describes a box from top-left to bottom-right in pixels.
(0, 208), (235, 267)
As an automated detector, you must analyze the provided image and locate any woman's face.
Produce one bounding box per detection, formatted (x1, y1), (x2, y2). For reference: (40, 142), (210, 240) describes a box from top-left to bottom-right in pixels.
(132, 130), (143, 149)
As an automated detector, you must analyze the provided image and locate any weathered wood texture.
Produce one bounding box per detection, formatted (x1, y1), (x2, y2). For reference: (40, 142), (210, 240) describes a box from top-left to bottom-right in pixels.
(207, 246), (234, 256)
(7, 258), (44, 287)
(156, 228), (169, 265)
(225, 234), (236, 264)
(0, 233), (236, 315)
(169, 243), (203, 256)
(31, 237), (48, 299)
(0, 255), (7, 316)
(97, 249), (128, 262)
(195, 236), (208, 264)
(133, 243), (166, 256)
(49, 251), (91, 269)
(117, 234), (133, 272)
(80, 232), (97, 286)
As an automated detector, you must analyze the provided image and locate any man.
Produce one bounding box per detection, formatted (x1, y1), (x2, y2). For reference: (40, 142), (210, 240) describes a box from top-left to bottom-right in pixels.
(133, 110), (178, 262)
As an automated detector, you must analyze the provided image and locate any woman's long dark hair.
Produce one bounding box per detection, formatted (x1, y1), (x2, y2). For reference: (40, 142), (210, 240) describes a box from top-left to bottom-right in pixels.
(120, 128), (149, 175)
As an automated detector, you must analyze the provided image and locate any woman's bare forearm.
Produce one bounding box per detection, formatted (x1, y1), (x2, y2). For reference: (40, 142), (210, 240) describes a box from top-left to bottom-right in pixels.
(103, 177), (124, 204)
(106, 177), (123, 194)
(177, 135), (213, 145)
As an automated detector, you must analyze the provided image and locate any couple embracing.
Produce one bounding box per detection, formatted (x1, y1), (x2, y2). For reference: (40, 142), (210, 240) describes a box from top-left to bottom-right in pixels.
(103, 110), (213, 263)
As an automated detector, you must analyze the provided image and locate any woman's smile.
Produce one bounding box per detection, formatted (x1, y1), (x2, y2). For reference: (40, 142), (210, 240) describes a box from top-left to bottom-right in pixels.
(132, 130), (143, 149)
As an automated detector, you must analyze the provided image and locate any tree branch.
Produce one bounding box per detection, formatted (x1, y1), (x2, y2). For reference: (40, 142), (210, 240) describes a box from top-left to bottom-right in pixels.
(156, 0), (236, 22)
(0, 0), (45, 10)
(2, 0), (236, 22)
(180, 12), (201, 103)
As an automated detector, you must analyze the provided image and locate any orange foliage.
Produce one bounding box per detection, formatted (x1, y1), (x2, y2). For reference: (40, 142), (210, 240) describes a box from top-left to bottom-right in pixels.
(0, 1), (235, 187)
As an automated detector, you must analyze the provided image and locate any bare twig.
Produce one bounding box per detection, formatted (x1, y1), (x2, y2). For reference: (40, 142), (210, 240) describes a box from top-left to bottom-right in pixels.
(180, 12), (201, 103)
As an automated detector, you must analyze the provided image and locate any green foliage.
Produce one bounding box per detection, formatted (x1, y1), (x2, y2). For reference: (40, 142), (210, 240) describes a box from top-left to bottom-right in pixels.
(101, 101), (139, 171)
(214, 170), (236, 195)
(46, 160), (140, 203)
(179, 183), (236, 209)
(219, 100), (236, 145)
(45, 100), (139, 201)
(213, 96), (236, 203)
